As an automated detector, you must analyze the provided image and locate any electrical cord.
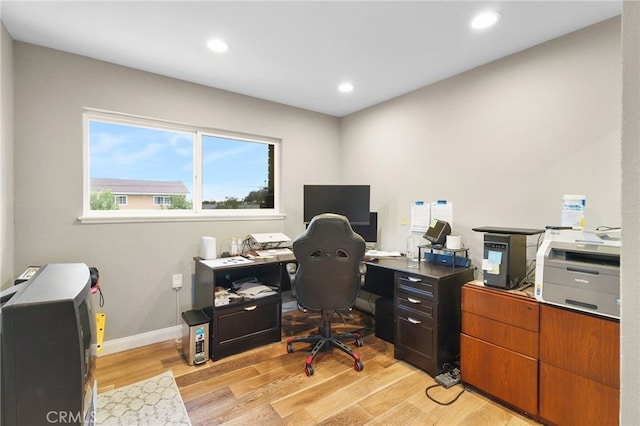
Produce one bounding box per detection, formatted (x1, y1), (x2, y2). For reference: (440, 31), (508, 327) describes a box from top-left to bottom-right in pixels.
(425, 363), (465, 406)
(425, 383), (466, 406)
(174, 287), (181, 344)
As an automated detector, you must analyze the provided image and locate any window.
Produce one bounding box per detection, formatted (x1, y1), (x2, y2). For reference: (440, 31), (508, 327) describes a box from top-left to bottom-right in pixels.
(153, 196), (172, 206)
(82, 110), (281, 222)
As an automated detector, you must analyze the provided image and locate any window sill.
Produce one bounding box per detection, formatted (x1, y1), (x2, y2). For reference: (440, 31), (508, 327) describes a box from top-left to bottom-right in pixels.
(77, 212), (286, 224)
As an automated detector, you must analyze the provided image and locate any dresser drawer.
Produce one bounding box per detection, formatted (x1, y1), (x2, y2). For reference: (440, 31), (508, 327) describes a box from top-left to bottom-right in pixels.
(462, 311), (538, 358)
(396, 273), (437, 302)
(461, 285), (538, 332)
(461, 334), (538, 416)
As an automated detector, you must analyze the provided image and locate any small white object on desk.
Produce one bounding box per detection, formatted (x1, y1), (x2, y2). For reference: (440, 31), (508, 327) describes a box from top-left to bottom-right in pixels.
(256, 248), (293, 257)
(366, 250), (402, 257)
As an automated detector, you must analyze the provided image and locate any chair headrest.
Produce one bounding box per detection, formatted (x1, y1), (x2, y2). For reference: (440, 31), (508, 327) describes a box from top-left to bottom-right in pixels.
(293, 213), (365, 259)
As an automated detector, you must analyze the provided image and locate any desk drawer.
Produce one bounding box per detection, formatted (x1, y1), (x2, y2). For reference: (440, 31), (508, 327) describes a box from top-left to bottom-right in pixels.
(207, 296), (281, 360)
(397, 291), (436, 322)
(396, 273), (437, 302)
(395, 305), (437, 374)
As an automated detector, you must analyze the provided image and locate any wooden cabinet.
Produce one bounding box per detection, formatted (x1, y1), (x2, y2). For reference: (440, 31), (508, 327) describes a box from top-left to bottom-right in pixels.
(194, 258), (286, 360)
(538, 304), (619, 426)
(460, 284), (539, 416)
(393, 263), (474, 377)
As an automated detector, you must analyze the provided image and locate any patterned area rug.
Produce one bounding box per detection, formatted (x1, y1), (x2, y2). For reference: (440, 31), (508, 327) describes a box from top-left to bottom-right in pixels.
(96, 370), (191, 425)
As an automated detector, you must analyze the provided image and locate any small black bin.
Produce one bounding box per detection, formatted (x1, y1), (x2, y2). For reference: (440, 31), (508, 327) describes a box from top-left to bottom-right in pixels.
(375, 297), (394, 344)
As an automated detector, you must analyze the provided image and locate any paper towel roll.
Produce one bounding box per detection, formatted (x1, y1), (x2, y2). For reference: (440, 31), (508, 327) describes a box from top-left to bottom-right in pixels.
(446, 235), (462, 250)
(200, 236), (217, 260)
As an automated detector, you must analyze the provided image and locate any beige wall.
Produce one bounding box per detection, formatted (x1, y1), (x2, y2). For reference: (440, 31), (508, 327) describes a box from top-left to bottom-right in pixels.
(13, 43), (341, 340)
(1, 21), (14, 289)
(341, 18), (621, 273)
(621, 1), (640, 423)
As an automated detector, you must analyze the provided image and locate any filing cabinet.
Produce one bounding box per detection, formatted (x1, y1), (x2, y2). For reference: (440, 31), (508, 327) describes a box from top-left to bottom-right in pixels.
(460, 284), (539, 416)
(393, 264), (473, 377)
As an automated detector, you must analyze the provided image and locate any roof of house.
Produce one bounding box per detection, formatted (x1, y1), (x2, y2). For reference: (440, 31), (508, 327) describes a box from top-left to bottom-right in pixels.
(91, 178), (190, 195)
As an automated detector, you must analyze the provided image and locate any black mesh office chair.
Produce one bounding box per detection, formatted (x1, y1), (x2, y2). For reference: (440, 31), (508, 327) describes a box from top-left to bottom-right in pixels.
(286, 213), (367, 376)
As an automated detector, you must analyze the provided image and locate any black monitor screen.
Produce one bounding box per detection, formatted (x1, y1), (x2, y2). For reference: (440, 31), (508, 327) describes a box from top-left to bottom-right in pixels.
(303, 185), (370, 225)
(424, 219), (451, 245)
(351, 212), (378, 242)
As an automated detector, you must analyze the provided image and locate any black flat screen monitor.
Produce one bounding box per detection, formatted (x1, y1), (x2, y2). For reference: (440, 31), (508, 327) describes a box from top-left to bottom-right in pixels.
(351, 212), (378, 242)
(303, 185), (370, 225)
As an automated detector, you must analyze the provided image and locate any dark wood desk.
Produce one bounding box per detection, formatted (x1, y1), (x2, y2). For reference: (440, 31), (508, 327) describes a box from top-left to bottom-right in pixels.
(193, 254), (295, 360)
(365, 258), (474, 376)
(194, 255), (472, 373)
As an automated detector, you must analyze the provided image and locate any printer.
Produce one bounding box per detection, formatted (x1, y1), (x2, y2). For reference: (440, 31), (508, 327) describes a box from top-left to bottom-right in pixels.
(534, 229), (620, 319)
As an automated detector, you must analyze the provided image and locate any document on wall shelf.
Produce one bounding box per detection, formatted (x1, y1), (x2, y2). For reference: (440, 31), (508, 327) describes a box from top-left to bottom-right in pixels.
(410, 201), (430, 232)
(366, 250), (402, 257)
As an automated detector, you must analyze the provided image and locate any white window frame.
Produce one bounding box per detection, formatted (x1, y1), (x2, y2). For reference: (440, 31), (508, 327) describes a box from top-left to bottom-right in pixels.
(115, 195), (128, 206)
(80, 109), (284, 224)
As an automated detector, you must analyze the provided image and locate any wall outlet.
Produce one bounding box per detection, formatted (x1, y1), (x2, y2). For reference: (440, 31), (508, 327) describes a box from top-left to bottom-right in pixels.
(172, 274), (182, 289)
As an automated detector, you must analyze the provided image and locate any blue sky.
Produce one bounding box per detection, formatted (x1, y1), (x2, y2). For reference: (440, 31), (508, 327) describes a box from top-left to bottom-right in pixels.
(89, 121), (269, 201)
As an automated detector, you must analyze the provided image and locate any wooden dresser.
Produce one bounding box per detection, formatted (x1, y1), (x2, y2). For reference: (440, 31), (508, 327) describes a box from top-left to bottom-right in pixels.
(460, 283), (620, 424)
(460, 284), (539, 416)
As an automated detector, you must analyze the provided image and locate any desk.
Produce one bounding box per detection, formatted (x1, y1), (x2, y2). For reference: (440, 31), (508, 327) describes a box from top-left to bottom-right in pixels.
(366, 258), (474, 376)
(194, 255), (472, 373)
(194, 254), (295, 360)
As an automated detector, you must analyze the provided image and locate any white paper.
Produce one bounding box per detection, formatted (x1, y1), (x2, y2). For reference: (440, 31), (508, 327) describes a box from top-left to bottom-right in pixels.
(431, 201), (453, 228)
(202, 257), (254, 269)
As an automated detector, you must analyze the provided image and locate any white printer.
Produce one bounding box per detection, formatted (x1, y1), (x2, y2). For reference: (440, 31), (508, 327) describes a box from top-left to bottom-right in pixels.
(534, 229), (620, 319)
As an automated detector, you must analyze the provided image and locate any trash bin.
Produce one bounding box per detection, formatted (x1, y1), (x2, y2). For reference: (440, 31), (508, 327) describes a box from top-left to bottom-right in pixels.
(182, 310), (210, 365)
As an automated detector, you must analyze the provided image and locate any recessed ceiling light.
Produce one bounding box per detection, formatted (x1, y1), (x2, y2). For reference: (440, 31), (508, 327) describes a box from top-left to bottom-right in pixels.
(338, 82), (354, 93)
(471, 11), (501, 30)
(207, 39), (229, 53)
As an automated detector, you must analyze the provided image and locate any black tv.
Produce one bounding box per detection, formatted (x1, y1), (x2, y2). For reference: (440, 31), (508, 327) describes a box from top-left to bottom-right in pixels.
(351, 212), (378, 242)
(1, 263), (97, 425)
(303, 185), (370, 225)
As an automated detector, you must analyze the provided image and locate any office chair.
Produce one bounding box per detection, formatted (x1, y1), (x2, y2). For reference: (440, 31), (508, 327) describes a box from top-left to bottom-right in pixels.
(286, 213), (367, 376)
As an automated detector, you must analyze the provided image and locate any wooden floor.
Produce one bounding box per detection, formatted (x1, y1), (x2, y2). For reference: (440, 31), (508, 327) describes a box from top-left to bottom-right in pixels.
(95, 309), (541, 425)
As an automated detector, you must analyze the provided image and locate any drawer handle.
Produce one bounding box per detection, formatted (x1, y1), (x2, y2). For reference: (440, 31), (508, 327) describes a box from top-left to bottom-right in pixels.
(408, 277), (422, 282)
(408, 317), (421, 324)
(407, 297), (421, 304)
(244, 305), (258, 311)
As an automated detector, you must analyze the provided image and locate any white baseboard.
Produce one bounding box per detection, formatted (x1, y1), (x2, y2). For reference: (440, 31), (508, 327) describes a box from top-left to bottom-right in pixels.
(98, 325), (180, 356)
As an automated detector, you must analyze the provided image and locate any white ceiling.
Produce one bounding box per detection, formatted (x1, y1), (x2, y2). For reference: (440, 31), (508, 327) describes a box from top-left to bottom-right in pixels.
(1, 1), (622, 117)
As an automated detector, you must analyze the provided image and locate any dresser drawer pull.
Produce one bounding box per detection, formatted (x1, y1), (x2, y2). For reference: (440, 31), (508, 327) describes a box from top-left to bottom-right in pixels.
(407, 317), (421, 324)
(407, 277), (421, 282)
(407, 297), (421, 304)
(244, 305), (258, 311)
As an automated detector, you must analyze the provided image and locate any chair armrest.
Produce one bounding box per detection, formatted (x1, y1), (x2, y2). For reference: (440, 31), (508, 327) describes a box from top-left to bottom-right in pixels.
(359, 262), (367, 287)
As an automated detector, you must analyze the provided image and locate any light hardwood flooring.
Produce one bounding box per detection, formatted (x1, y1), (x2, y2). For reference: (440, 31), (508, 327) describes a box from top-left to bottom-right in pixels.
(95, 309), (541, 425)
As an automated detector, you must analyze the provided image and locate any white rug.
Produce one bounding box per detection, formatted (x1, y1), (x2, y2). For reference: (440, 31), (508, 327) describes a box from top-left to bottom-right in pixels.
(96, 370), (191, 425)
